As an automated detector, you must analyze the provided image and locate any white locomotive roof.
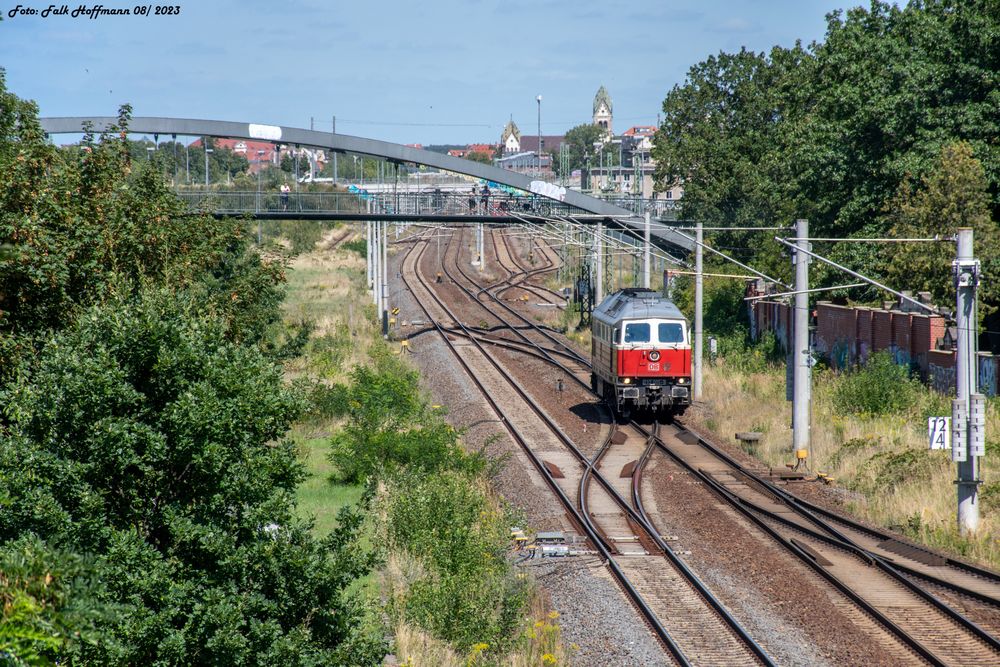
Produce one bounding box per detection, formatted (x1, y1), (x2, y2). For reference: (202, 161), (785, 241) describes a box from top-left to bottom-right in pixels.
(593, 288), (687, 324)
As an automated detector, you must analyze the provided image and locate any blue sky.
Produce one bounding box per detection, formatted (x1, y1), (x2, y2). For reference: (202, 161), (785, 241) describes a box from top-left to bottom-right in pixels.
(1, 0), (853, 145)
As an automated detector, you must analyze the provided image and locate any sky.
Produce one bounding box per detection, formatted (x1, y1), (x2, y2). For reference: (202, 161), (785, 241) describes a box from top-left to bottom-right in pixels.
(0, 0), (854, 146)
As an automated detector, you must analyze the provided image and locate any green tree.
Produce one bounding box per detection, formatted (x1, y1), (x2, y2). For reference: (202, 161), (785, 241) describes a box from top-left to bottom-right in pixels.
(0, 291), (382, 665)
(883, 141), (1000, 307)
(328, 350), (480, 483)
(559, 123), (606, 177)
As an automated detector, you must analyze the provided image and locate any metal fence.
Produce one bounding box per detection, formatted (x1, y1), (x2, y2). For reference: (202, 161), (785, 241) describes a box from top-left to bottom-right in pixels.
(176, 190), (681, 220)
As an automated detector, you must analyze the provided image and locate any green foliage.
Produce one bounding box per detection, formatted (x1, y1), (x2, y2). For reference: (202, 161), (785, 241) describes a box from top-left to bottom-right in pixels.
(557, 124), (607, 178)
(0, 292), (382, 665)
(653, 2), (1000, 310)
(981, 482), (1000, 515)
(341, 239), (367, 256)
(0, 536), (117, 664)
(833, 351), (921, 416)
(883, 141), (1000, 308)
(0, 74), (287, 361)
(327, 350), (483, 483)
(852, 447), (945, 496)
(828, 436), (880, 468)
(382, 470), (529, 654)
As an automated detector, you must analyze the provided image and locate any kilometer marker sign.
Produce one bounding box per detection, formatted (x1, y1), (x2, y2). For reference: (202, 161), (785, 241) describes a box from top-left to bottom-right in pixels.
(928, 416), (950, 451)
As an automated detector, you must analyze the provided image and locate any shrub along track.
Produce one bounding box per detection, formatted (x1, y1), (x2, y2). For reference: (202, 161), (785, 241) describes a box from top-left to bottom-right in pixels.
(399, 228), (773, 666)
(461, 225), (1000, 666)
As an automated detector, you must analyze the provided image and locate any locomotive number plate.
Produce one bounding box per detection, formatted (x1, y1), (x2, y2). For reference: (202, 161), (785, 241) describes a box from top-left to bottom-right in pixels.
(648, 363), (660, 371)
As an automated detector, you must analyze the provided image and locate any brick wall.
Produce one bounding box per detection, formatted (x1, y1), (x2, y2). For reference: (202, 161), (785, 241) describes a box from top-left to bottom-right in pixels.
(856, 308), (873, 364)
(891, 312), (913, 365)
(872, 311), (893, 353)
(751, 295), (954, 392)
(928, 350), (956, 394)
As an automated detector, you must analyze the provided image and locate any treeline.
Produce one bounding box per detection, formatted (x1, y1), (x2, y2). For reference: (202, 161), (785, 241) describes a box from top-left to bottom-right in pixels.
(654, 0), (999, 330)
(0, 73), (380, 664)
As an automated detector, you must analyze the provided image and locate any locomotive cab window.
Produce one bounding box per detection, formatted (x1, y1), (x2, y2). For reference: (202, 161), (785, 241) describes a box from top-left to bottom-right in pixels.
(658, 322), (685, 344)
(623, 322), (650, 343)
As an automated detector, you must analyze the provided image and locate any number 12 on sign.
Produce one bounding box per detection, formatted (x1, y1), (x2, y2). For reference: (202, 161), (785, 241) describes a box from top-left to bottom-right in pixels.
(928, 416), (951, 451)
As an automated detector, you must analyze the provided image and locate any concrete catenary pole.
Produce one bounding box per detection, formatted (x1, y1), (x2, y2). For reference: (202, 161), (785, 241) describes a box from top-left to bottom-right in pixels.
(371, 219), (380, 309)
(366, 220), (373, 293)
(793, 218), (812, 459)
(643, 211), (652, 288)
(955, 228), (981, 535)
(693, 220), (704, 401)
(594, 221), (604, 304)
(381, 219), (388, 327)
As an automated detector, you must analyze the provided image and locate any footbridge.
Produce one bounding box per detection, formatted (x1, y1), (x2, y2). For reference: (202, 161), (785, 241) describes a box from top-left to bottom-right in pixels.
(39, 116), (692, 252)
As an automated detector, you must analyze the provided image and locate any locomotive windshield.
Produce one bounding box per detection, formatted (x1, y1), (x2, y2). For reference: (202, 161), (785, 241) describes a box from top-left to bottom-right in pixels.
(623, 322), (650, 343)
(658, 322), (684, 343)
(619, 319), (687, 345)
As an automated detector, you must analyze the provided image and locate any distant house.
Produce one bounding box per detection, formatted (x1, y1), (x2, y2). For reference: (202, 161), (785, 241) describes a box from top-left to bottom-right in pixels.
(189, 137), (285, 173)
(622, 126), (656, 152)
(448, 143), (497, 159)
(518, 135), (565, 155)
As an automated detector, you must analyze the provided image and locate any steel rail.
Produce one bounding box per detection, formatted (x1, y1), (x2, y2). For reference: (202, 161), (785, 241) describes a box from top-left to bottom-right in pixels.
(451, 248), (1000, 661)
(399, 236), (692, 665)
(444, 230), (774, 666)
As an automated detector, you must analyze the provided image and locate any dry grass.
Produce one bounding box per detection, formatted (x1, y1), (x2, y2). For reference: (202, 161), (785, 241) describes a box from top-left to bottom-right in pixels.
(689, 362), (1000, 567)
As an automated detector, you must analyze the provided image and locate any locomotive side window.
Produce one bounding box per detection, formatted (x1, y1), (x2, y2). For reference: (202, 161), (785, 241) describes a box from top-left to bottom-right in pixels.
(623, 322), (650, 343)
(658, 322), (685, 343)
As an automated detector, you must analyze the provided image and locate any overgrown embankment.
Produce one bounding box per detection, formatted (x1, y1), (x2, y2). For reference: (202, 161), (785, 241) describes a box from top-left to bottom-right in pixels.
(280, 232), (568, 665)
(687, 280), (1000, 568)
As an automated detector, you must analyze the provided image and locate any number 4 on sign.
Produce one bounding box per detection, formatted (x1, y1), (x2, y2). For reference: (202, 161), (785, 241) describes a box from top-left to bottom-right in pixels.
(928, 416), (951, 451)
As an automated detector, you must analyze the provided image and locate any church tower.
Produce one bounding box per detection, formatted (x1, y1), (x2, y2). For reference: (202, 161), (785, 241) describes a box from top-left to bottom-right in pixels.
(593, 86), (613, 135)
(501, 118), (521, 154)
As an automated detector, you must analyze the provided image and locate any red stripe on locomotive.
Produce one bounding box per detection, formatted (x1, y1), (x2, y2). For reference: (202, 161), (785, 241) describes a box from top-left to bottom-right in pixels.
(616, 348), (691, 377)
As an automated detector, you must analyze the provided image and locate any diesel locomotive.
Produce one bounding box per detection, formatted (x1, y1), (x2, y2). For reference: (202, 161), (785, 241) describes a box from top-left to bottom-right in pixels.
(591, 288), (692, 418)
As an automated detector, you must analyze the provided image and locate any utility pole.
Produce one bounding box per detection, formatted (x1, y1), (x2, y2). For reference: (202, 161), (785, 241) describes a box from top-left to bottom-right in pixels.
(693, 221), (703, 401)
(380, 219), (389, 337)
(643, 211), (651, 288)
(954, 227), (982, 535)
(792, 218), (812, 461)
(594, 221), (604, 304)
(371, 217), (379, 308)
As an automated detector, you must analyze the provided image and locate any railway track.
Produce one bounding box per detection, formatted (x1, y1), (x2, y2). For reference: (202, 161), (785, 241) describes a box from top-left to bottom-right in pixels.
(450, 226), (1000, 666)
(400, 228), (772, 666)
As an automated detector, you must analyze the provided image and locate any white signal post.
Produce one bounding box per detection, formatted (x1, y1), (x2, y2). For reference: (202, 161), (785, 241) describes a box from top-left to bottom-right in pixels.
(792, 218), (811, 461)
(954, 228), (981, 535)
(693, 220), (703, 401)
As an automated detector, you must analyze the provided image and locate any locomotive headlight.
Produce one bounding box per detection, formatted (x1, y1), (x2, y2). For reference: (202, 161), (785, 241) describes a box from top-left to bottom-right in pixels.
(648, 350), (661, 362)
(622, 377), (630, 384)
(678, 378), (687, 384)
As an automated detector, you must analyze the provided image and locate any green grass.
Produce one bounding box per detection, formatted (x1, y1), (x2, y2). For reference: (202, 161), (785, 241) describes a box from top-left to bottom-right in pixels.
(294, 430), (365, 536)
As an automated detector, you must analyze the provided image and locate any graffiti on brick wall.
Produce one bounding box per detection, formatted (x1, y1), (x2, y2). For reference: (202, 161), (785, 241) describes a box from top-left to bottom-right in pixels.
(891, 345), (911, 368)
(929, 362), (956, 394)
(830, 339), (851, 370)
(979, 355), (997, 397)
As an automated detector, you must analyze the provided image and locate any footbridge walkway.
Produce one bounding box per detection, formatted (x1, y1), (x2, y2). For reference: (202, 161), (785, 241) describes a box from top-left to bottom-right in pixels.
(39, 116), (692, 252)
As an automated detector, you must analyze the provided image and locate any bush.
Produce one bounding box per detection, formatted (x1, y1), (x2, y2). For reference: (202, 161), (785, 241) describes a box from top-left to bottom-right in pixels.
(833, 352), (921, 416)
(327, 351), (483, 483)
(382, 470), (528, 654)
(342, 239), (367, 256)
(0, 291), (381, 665)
